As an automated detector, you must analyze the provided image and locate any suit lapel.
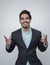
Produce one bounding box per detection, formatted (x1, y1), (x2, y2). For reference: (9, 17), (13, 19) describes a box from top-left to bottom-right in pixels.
(28, 28), (37, 49)
(18, 28), (27, 49)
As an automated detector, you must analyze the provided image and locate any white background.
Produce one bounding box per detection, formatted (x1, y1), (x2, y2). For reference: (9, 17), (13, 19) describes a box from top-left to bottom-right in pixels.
(0, 0), (50, 65)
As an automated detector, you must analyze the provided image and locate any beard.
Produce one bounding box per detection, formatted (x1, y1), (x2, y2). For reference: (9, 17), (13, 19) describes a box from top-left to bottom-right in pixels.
(21, 21), (30, 29)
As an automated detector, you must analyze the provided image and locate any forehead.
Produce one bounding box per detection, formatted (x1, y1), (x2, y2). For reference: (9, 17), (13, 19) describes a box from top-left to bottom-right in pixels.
(21, 14), (29, 18)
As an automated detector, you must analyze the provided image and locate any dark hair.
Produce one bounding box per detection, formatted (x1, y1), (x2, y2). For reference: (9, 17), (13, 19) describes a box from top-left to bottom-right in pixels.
(19, 10), (32, 20)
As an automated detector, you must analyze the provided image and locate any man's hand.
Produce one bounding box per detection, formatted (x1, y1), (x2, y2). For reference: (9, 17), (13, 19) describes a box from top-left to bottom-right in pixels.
(4, 36), (11, 45)
(40, 34), (48, 45)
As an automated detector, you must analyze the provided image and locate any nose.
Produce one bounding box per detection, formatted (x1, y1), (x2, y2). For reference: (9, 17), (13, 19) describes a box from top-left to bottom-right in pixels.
(23, 18), (27, 21)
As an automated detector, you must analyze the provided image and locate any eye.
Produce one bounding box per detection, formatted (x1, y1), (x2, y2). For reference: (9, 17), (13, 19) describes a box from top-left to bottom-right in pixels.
(26, 17), (29, 20)
(21, 18), (24, 20)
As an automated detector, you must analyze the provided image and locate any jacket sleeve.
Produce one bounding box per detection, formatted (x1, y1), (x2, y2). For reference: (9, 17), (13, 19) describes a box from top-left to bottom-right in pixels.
(38, 32), (48, 52)
(6, 32), (16, 53)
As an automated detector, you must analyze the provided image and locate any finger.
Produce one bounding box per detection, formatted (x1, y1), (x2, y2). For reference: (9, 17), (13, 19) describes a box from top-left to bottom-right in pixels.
(46, 34), (47, 38)
(43, 34), (48, 43)
(44, 34), (47, 40)
(9, 36), (11, 40)
(4, 36), (7, 40)
(43, 34), (46, 38)
(43, 34), (47, 40)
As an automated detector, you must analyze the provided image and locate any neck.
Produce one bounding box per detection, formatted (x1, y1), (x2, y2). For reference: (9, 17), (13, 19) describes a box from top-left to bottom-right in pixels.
(23, 26), (30, 32)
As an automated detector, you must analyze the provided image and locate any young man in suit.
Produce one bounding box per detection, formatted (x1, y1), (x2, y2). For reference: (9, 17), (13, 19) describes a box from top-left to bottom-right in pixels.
(4, 10), (48, 65)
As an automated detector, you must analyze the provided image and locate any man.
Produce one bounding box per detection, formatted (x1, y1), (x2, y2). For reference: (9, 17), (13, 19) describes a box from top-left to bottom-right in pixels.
(4, 10), (48, 65)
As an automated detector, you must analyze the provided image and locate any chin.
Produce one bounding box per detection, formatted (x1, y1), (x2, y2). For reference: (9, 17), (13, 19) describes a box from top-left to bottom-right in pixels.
(22, 24), (30, 29)
(22, 26), (29, 29)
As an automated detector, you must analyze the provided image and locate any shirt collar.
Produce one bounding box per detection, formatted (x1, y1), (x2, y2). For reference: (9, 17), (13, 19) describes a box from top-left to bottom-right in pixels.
(22, 27), (32, 34)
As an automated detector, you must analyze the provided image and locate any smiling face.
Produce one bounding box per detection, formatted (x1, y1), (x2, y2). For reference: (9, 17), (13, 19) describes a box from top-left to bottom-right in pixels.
(19, 14), (31, 29)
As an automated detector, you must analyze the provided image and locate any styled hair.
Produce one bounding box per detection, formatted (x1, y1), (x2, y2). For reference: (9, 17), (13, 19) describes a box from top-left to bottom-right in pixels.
(19, 10), (32, 20)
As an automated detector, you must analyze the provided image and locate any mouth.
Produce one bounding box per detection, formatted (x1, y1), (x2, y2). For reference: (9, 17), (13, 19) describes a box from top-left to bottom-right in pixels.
(22, 21), (29, 24)
(23, 22), (28, 24)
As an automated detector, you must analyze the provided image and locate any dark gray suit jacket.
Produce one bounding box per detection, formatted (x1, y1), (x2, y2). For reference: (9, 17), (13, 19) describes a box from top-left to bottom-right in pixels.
(6, 28), (47, 65)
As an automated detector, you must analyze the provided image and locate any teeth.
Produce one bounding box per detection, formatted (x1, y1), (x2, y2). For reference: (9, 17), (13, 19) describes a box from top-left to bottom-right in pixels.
(24, 23), (27, 24)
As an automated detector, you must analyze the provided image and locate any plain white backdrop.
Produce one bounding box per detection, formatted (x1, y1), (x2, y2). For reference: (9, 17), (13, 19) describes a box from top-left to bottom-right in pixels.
(0, 0), (50, 65)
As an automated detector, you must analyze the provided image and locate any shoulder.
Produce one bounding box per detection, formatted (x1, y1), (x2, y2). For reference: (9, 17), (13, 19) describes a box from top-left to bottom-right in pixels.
(11, 28), (21, 35)
(31, 28), (41, 35)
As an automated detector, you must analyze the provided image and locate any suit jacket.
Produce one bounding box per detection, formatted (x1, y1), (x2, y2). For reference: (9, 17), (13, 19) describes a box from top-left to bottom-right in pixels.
(6, 28), (47, 65)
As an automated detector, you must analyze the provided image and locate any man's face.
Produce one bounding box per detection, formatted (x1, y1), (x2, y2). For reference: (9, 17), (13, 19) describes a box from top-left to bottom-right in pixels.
(20, 14), (31, 28)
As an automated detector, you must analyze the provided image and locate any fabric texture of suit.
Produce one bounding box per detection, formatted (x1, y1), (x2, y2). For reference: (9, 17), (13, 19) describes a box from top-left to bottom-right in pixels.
(6, 28), (47, 65)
